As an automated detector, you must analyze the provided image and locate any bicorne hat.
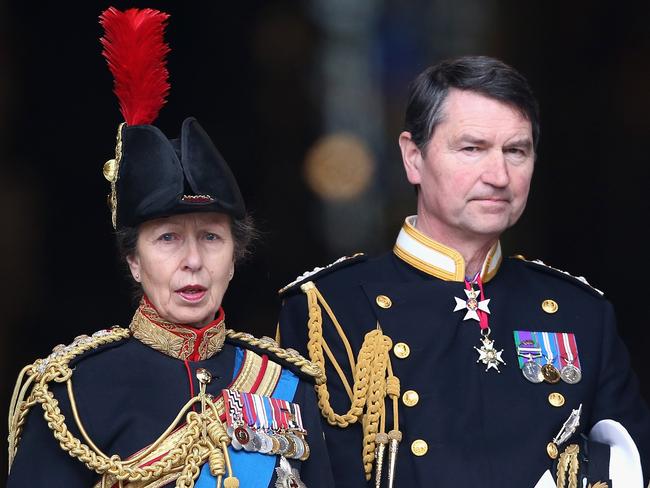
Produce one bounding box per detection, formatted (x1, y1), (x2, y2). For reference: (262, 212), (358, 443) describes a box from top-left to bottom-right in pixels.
(100, 7), (245, 229)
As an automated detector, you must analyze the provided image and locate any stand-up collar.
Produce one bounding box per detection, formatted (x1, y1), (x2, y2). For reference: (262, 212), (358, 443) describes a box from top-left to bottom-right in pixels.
(393, 216), (502, 282)
(130, 297), (226, 361)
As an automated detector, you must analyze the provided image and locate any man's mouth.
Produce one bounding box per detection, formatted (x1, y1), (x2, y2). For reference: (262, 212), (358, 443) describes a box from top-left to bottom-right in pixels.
(176, 285), (207, 302)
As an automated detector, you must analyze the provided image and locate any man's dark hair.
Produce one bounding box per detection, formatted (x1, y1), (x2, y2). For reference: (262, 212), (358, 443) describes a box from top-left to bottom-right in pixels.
(404, 56), (540, 153)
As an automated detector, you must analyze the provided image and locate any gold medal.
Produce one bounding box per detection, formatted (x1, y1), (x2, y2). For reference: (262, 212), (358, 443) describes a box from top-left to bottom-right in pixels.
(541, 363), (561, 383)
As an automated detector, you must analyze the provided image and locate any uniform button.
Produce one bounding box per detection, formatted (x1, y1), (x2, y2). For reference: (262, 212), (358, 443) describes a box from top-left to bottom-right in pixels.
(548, 392), (565, 407)
(376, 295), (392, 309)
(411, 439), (428, 456)
(402, 390), (419, 407)
(393, 342), (410, 359)
(541, 299), (558, 314)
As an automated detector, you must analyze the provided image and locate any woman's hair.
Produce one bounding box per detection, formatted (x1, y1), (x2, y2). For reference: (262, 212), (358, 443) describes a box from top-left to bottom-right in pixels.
(115, 213), (257, 302)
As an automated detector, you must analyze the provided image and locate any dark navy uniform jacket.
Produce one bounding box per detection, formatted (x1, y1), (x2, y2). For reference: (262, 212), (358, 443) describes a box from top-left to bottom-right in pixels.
(279, 218), (650, 488)
(8, 305), (334, 488)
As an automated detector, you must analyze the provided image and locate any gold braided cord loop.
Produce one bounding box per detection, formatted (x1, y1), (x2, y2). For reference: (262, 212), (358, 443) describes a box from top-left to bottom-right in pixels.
(225, 329), (324, 384)
(8, 327), (131, 468)
(300, 281), (398, 480)
(7, 325), (237, 487)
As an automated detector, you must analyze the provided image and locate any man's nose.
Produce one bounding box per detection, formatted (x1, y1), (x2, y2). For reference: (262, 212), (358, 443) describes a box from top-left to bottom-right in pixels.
(481, 150), (510, 188)
(181, 238), (203, 271)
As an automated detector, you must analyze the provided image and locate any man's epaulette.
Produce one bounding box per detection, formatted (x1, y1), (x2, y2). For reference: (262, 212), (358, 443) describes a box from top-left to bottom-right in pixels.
(225, 330), (324, 384)
(512, 255), (605, 297)
(278, 253), (367, 296)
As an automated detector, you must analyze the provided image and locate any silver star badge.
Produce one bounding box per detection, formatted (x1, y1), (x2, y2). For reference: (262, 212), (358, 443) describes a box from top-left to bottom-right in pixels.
(275, 456), (306, 488)
(453, 287), (491, 321)
(474, 336), (505, 372)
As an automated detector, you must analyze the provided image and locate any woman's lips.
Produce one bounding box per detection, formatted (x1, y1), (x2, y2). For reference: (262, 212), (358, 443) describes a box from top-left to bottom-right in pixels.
(176, 285), (207, 303)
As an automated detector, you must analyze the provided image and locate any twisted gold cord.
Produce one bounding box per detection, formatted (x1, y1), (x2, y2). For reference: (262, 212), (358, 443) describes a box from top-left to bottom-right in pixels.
(300, 281), (400, 480)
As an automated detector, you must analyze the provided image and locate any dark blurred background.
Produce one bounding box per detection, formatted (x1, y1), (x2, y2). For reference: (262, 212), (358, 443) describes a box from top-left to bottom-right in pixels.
(1, 0), (649, 478)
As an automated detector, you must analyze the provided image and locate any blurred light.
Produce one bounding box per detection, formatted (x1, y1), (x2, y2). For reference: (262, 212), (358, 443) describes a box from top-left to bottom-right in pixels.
(303, 133), (375, 201)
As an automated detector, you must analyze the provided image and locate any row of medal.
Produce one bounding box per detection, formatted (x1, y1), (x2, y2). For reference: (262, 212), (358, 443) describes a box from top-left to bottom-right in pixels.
(223, 389), (310, 460)
(513, 330), (582, 384)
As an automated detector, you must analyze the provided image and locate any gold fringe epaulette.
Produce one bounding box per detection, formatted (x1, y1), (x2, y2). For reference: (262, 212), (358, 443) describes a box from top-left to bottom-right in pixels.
(226, 329), (324, 385)
(8, 327), (131, 468)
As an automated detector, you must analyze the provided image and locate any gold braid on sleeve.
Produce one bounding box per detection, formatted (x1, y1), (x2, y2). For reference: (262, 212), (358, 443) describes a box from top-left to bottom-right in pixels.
(7, 327), (240, 488)
(298, 281), (401, 482)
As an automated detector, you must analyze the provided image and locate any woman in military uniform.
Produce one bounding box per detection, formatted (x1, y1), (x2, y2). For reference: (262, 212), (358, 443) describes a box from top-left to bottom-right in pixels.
(7, 7), (333, 488)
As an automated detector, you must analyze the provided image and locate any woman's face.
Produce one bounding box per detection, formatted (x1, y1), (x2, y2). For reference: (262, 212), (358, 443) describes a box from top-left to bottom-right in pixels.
(126, 212), (235, 328)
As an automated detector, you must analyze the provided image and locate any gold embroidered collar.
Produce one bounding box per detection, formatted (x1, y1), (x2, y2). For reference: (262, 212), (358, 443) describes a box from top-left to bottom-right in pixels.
(393, 216), (502, 282)
(130, 298), (226, 361)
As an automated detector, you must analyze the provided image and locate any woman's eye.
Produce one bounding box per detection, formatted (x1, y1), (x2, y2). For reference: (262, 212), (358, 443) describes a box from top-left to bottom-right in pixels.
(205, 233), (220, 241)
(159, 233), (176, 242)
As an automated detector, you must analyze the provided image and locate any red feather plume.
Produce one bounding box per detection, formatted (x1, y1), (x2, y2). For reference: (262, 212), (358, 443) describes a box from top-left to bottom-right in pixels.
(100, 7), (171, 126)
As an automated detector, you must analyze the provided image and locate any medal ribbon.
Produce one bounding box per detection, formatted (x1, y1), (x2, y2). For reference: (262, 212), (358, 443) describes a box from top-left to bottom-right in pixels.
(465, 276), (489, 331)
(263, 396), (277, 431)
(293, 403), (305, 433)
(242, 392), (257, 427)
(538, 331), (560, 368)
(513, 330), (542, 368)
(557, 332), (581, 369)
(253, 394), (266, 430)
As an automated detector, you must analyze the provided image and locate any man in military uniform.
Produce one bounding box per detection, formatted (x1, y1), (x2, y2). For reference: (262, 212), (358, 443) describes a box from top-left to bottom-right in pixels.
(278, 56), (650, 487)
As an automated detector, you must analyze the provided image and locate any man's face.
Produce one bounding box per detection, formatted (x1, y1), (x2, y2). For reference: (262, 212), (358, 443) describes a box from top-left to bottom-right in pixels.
(401, 89), (535, 243)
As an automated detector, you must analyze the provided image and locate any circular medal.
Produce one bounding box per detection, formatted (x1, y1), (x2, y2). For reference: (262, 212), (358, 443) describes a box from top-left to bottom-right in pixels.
(299, 437), (310, 461)
(234, 426), (250, 446)
(521, 360), (544, 383)
(242, 425), (257, 451)
(270, 434), (281, 454)
(560, 363), (582, 384)
(284, 434), (297, 458)
(541, 363), (561, 384)
(258, 431), (273, 454)
(276, 434), (290, 455)
(289, 433), (305, 459)
(250, 430), (263, 451)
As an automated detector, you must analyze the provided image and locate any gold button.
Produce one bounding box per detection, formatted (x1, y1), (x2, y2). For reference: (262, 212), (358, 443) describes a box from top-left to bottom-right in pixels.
(376, 295), (392, 309)
(548, 392), (565, 407)
(402, 390), (419, 407)
(546, 442), (558, 459)
(542, 299), (558, 314)
(393, 342), (410, 359)
(411, 439), (428, 456)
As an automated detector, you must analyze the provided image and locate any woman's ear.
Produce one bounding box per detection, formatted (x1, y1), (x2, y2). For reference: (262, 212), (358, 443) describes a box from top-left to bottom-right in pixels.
(126, 253), (142, 282)
(228, 262), (235, 281)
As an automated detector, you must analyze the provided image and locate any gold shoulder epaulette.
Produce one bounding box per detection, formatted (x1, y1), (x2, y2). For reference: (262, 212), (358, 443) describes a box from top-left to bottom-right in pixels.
(226, 330), (324, 384)
(516, 257), (604, 296)
(8, 327), (130, 468)
(278, 253), (366, 296)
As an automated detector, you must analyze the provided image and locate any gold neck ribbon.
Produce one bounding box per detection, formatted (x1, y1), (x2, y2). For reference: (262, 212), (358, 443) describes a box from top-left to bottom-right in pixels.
(130, 297), (226, 361)
(393, 215), (502, 282)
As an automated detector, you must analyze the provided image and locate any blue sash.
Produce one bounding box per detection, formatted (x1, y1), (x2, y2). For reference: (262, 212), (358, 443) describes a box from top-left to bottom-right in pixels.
(195, 347), (299, 488)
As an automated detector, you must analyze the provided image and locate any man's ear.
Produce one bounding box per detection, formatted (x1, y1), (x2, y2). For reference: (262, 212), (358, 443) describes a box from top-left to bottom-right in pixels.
(399, 131), (423, 185)
(126, 253), (142, 282)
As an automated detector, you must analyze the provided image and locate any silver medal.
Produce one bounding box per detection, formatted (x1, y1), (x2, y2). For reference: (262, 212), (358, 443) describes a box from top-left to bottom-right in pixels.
(522, 360), (544, 383)
(560, 363), (582, 384)
(258, 431), (274, 454)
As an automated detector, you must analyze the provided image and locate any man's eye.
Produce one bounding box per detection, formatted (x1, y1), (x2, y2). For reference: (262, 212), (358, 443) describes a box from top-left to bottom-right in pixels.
(159, 233), (175, 242)
(462, 146), (480, 153)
